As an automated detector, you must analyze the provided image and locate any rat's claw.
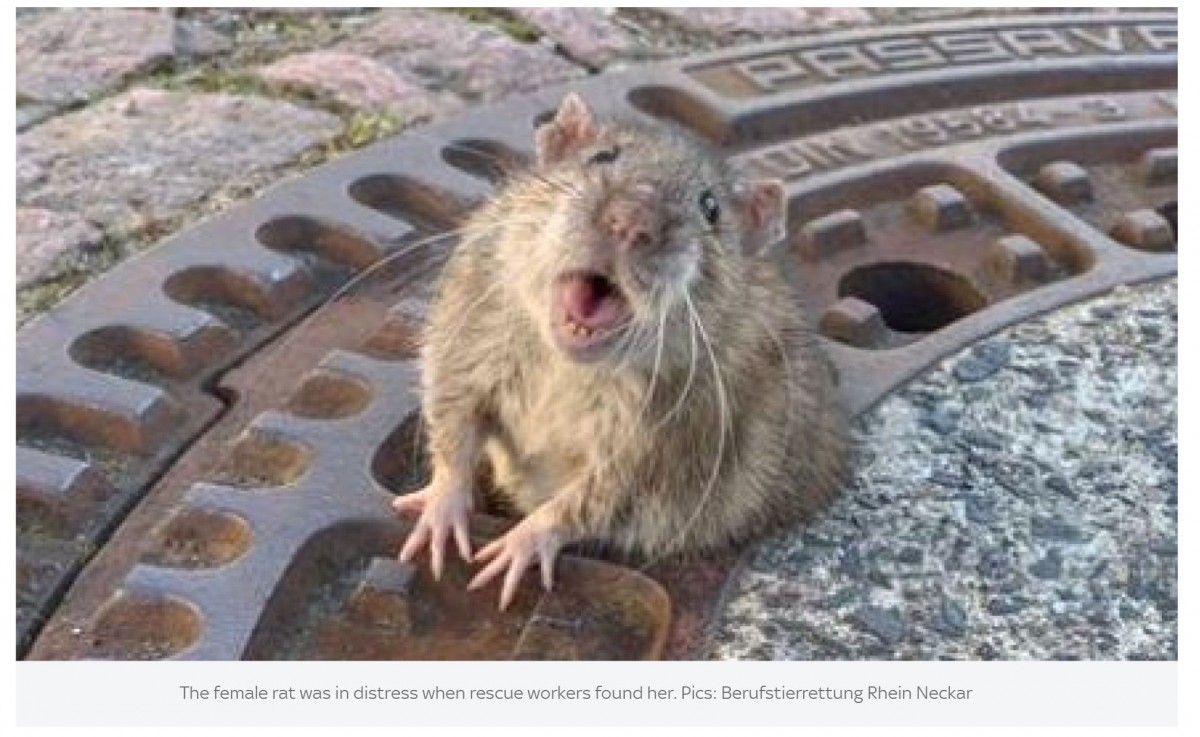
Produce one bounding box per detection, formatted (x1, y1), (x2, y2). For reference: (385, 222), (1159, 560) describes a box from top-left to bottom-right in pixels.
(474, 535), (506, 563)
(453, 518), (472, 563)
(397, 523), (430, 564)
(500, 553), (531, 611)
(429, 521), (448, 580)
(393, 483), (473, 580)
(468, 512), (563, 610)
(540, 551), (555, 591)
(468, 548), (516, 601)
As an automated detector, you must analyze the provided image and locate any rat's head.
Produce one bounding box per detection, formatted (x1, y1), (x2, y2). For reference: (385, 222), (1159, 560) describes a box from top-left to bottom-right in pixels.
(503, 93), (787, 366)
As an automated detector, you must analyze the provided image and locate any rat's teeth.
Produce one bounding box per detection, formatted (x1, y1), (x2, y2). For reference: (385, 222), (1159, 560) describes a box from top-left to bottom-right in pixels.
(563, 319), (595, 339)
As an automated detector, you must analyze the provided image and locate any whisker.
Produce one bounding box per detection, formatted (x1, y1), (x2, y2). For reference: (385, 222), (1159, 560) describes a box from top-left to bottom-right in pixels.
(638, 291), (731, 569)
(653, 296), (697, 431)
(609, 315), (650, 376)
(434, 278), (507, 353)
(677, 292), (731, 551)
(635, 303), (668, 424)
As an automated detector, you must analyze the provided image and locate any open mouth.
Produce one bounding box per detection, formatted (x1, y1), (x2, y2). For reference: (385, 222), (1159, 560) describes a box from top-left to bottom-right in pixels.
(554, 270), (632, 357)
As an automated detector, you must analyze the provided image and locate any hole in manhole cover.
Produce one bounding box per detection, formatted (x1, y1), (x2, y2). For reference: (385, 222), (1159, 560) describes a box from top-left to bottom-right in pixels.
(208, 429), (311, 489)
(441, 139), (531, 184)
(87, 592), (203, 660)
(18, 13), (1176, 661)
(285, 370), (373, 420)
(838, 262), (986, 336)
(141, 506), (253, 570)
(371, 413), (430, 497)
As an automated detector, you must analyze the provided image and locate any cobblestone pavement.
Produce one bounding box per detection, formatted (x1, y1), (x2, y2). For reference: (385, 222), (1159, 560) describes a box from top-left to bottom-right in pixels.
(14, 8), (1176, 661)
(15, 6), (1067, 322)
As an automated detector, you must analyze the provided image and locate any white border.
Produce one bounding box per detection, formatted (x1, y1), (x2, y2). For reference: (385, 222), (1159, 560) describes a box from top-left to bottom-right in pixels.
(8, 3), (1190, 735)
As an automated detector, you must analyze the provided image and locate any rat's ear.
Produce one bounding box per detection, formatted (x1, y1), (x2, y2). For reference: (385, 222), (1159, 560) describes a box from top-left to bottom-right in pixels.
(536, 93), (599, 166)
(732, 179), (787, 255)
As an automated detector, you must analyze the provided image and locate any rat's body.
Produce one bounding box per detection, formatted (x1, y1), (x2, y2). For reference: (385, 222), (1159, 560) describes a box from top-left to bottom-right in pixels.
(396, 95), (850, 607)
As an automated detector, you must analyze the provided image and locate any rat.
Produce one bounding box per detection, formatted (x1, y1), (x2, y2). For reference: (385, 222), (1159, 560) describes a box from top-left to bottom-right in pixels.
(394, 93), (850, 609)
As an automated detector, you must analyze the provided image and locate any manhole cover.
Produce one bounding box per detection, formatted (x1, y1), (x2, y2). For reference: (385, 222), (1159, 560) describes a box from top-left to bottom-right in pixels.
(18, 13), (1176, 660)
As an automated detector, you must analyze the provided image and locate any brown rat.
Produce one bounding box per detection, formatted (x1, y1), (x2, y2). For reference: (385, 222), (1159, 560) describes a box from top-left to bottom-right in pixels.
(395, 93), (850, 608)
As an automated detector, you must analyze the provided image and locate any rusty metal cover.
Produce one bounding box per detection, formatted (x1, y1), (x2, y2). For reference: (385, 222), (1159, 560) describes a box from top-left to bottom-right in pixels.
(18, 13), (1176, 660)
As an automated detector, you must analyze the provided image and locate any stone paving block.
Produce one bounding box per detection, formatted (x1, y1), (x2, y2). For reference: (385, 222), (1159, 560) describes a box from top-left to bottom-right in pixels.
(255, 51), (460, 120)
(512, 7), (647, 68)
(654, 7), (873, 40)
(17, 8), (176, 107)
(16, 103), (58, 133)
(337, 8), (584, 102)
(870, 8), (1002, 23)
(16, 208), (104, 288)
(174, 17), (235, 59)
(16, 88), (343, 237)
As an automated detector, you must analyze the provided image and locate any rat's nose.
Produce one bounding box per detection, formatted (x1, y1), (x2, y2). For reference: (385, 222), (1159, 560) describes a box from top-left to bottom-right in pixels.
(601, 195), (659, 252)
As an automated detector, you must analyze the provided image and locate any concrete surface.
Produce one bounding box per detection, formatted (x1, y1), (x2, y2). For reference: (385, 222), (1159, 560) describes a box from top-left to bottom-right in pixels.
(713, 279), (1177, 660)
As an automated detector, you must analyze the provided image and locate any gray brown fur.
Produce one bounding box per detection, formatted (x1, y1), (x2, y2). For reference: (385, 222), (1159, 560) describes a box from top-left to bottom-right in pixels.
(418, 103), (851, 561)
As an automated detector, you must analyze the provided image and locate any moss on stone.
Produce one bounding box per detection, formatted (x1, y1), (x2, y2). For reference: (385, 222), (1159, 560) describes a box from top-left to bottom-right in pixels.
(443, 8), (541, 43)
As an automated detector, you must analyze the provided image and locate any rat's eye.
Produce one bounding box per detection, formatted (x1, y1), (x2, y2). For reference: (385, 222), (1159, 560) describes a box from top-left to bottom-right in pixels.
(586, 146), (619, 166)
(698, 190), (720, 226)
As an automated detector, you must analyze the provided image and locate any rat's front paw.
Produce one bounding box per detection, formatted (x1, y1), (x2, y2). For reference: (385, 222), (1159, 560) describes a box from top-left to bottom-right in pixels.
(468, 509), (564, 611)
(394, 483), (473, 581)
